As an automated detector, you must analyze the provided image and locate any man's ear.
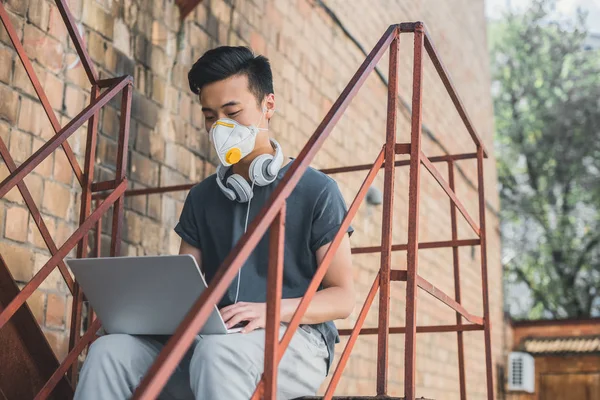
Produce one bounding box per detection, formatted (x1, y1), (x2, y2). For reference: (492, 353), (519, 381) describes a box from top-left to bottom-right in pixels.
(265, 94), (276, 120)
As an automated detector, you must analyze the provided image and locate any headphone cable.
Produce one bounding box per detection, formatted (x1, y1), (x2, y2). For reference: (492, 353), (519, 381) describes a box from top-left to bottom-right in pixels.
(233, 177), (256, 304)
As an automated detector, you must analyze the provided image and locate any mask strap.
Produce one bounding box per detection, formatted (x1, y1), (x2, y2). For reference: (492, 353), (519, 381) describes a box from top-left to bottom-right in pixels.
(253, 102), (272, 132)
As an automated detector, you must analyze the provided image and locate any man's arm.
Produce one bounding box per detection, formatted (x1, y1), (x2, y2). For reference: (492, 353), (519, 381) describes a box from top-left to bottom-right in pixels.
(280, 234), (355, 324)
(179, 239), (203, 274)
(220, 234), (355, 332)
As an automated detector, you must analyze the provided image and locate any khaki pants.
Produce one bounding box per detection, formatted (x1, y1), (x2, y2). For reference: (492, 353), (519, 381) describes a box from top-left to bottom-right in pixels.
(74, 323), (328, 400)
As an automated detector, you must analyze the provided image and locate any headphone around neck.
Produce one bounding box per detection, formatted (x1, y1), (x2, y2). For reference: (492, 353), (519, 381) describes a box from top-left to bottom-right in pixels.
(215, 138), (284, 203)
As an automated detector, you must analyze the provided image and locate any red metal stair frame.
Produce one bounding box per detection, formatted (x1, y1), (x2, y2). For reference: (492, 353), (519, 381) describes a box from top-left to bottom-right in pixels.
(0, 0), (132, 397)
(0, 1), (494, 399)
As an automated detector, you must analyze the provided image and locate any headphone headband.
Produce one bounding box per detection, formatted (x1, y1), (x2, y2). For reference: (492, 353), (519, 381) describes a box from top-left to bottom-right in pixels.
(215, 139), (284, 203)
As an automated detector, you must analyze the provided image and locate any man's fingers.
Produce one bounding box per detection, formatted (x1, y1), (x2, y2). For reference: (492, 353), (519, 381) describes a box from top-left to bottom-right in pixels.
(242, 319), (261, 334)
(221, 304), (249, 322)
(220, 302), (246, 315)
(226, 310), (256, 328)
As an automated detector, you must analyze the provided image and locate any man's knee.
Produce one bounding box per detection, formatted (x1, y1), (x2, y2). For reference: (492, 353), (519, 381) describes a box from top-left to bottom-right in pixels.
(189, 335), (262, 398)
(191, 334), (262, 376)
(75, 335), (156, 400)
(85, 334), (142, 369)
(191, 336), (235, 367)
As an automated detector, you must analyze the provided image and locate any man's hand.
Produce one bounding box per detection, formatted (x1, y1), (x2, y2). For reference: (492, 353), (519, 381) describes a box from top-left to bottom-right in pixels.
(220, 235), (355, 332)
(220, 302), (266, 333)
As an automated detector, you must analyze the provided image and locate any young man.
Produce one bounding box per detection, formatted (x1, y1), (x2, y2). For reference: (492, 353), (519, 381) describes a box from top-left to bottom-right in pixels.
(74, 46), (355, 400)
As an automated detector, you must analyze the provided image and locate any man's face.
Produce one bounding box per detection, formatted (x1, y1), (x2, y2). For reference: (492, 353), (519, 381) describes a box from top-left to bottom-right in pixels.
(199, 74), (273, 134)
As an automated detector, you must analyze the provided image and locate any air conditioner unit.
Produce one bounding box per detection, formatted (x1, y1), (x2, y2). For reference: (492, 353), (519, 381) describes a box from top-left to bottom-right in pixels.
(508, 351), (535, 393)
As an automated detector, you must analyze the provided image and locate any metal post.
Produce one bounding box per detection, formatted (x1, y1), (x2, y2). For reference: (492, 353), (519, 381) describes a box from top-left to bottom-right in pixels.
(110, 84), (133, 257)
(448, 161), (467, 399)
(404, 22), (425, 400)
(477, 146), (495, 399)
(263, 205), (286, 399)
(95, 199), (102, 259)
(87, 198), (102, 346)
(68, 84), (101, 383)
(376, 27), (400, 395)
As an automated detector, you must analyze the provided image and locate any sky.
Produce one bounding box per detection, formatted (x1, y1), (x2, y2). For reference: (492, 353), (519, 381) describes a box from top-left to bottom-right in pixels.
(486, 0), (600, 33)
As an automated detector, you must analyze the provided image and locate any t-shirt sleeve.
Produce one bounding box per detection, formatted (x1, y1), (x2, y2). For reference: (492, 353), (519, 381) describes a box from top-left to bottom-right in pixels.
(310, 180), (354, 252)
(174, 189), (202, 249)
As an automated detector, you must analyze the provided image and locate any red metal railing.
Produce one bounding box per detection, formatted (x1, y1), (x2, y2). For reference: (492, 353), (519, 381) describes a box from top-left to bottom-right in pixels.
(0, 0), (132, 395)
(125, 22), (494, 400)
(0, 1), (494, 398)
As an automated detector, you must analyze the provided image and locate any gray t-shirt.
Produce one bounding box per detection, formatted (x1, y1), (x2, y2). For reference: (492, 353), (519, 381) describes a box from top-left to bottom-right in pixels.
(174, 158), (353, 373)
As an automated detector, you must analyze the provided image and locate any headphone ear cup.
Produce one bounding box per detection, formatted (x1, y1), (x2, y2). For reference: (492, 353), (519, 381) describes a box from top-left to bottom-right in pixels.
(267, 138), (284, 177)
(249, 154), (276, 186)
(216, 164), (237, 201)
(226, 174), (253, 203)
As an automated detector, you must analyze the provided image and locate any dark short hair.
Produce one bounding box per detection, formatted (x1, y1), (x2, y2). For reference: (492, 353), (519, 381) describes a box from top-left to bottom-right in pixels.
(188, 46), (274, 105)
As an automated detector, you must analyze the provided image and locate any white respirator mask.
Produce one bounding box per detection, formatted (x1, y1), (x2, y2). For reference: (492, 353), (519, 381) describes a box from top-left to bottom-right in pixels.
(209, 106), (269, 167)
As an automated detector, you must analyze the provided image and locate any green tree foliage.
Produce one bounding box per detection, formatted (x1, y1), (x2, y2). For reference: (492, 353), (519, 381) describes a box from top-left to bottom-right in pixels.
(491, 0), (600, 318)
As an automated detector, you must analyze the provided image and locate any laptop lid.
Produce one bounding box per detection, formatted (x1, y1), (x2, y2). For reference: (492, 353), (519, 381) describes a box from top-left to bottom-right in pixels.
(67, 254), (236, 335)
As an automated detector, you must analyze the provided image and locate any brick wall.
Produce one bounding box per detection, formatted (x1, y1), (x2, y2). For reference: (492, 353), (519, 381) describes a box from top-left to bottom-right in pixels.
(0, 0), (502, 398)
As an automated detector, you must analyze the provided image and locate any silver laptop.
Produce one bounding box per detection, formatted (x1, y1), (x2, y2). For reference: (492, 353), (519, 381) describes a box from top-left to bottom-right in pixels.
(67, 254), (243, 335)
